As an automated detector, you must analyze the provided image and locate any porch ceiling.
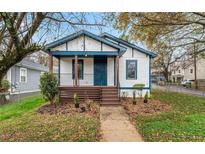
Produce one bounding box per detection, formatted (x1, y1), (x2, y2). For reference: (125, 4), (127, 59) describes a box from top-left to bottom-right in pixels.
(51, 51), (119, 57)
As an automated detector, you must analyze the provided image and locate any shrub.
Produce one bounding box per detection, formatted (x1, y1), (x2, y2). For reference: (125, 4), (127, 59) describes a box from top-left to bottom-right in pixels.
(144, 91), (149, 103)
(86, 99), (92, 109)
(1, 79), (10, 92)
(73, 93), (79, 108)
(133, 83), (145, 99)
(133, 83), (145, 90)
(39, 72), (58, 104)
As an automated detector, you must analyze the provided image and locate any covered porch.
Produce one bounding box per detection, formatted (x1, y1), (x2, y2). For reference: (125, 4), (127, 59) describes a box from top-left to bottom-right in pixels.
(51, 51), (120, 87)
(49, 51), (120, 105)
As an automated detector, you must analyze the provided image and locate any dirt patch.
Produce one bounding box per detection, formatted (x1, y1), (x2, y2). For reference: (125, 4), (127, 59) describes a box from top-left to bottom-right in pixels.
(121, 98), (171, 117)
(37, 101), (100, 117)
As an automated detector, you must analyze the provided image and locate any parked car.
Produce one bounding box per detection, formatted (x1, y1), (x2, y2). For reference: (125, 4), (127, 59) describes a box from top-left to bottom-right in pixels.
(181, 79), (192, 87)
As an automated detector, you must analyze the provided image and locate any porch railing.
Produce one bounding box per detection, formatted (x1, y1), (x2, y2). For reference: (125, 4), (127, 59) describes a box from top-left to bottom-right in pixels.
(58, 73), (114, 86)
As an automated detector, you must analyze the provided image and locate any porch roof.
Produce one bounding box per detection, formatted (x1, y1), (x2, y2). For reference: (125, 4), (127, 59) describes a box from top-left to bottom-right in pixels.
(51, 51), (119, 57)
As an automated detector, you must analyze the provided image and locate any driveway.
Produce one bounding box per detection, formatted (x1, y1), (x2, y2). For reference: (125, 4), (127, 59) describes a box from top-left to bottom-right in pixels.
(153, 84), (205, 97)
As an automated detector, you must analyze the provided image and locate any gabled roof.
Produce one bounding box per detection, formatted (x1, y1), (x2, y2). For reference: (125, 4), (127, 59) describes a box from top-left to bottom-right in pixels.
(45, 30), (127, 55)
(100, 33), (157, 58)
(16, 59), (48, 72)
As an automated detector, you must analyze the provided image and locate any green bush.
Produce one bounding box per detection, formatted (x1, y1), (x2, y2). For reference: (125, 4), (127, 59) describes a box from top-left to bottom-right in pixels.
(133, 83), (145, 90)
(1, 79), (10, 92)
(185, 82), (192, 88)
(133, 83), (145, 99)
(144, 91), (149, 103)
(39, 72), (58, 104)
(73, 93), (79, 108)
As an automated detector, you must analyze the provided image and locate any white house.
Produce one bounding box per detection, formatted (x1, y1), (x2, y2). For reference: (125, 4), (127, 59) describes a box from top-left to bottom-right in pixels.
(170, 57), (205, 82)
(45, 30), (156, 105)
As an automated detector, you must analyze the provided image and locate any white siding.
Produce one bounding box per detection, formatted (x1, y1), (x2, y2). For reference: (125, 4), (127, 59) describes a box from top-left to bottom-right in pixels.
(119, 47), (150, 97)
(60, 57), (115, 86)
(67, 36), (84, 51)
(52, 43), (66, 51)
(51, 36), (117, 52)
(60, 57), (94, 86)
(85, 36), (101, 51)
(102, 43), (117, 51)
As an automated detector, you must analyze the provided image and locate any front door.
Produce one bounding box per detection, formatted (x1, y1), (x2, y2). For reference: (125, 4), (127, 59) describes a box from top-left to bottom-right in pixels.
(94, 56), (107, 86)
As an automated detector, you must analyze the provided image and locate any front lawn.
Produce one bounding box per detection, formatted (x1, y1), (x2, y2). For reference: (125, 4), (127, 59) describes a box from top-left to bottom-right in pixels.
(135, 89), (205, 141)
(0, 96), (99, 141)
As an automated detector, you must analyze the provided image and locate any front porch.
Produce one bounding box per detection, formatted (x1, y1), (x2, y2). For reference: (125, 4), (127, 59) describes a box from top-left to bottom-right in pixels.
(50, 53), (120, 105)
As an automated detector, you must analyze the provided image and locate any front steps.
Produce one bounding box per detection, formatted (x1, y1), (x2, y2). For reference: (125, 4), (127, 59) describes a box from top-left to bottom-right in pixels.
(101, 87), (120, 105)
(59, 86), (120, 105)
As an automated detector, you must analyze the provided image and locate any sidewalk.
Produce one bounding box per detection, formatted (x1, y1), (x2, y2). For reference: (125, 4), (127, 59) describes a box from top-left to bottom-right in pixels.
(100, 106), (143, 142)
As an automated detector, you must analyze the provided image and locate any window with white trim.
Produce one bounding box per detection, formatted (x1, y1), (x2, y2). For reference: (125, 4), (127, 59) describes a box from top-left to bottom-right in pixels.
(126, 60), (137, 80)
(20, 68), (27, 83)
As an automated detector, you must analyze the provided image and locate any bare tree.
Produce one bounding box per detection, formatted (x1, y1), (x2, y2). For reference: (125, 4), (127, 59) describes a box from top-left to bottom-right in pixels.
(0, 12), (104, 91)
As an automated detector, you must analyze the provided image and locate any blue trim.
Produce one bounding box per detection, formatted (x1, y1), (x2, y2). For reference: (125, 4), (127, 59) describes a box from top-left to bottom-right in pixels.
(45, 30), (127, 55)
(114, 58), (116, 86)
(120, 87), (150, 90)
(101, 33), (157, 58)
(72, 59), (84, 80)
(126, 60), (138, 80)
(58, 57), (60, 85)
(149, 56), (151, 90)
(51, 51), (119, 57)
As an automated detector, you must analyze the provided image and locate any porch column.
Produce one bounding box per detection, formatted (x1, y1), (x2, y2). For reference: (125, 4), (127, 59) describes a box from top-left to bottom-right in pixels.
(49, 54), (53, 74)
(116, 55), (119, 87)
(58, 57), (60, 85)
(74, 55), (78, 86)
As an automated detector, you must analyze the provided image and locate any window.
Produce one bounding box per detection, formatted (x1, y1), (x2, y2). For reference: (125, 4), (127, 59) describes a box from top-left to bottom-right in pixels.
(126, 60), (137, 80)
(20, 68), (27, 83)
(178, 70), (181, 73)
(72, 59), (84, 79)
(190, 69), (193, 74)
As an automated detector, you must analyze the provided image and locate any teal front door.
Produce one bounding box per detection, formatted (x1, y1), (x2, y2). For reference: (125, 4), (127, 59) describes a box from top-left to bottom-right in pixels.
(94, 56), (107, 86)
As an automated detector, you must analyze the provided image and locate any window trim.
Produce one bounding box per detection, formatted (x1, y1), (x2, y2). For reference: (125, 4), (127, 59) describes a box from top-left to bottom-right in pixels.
(126, 60), (138, 80)
(72, 59), (84, 80)
(190, 69), (193, 74)
(20, 67), (27, 83)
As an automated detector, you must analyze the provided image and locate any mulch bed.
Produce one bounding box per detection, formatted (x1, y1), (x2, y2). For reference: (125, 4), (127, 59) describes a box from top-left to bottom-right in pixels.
(37, 100), (100, 117)
(121, 98), (171, 117)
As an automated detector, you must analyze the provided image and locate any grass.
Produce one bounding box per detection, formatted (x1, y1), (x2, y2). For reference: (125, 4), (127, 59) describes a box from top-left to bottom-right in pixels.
(135, 89), (205, 141)
(0, 96), (99, 141)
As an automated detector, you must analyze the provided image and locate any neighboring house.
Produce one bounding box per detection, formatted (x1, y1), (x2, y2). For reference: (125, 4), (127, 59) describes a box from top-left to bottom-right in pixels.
(5, 59), (49, 95)
(151, 68), (166, 83)
(45, 30), (156, 105)
(170, 57), (205, 82)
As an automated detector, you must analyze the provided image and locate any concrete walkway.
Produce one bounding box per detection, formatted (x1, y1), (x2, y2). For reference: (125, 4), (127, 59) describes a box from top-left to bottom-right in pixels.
(100, 106), (143, 142)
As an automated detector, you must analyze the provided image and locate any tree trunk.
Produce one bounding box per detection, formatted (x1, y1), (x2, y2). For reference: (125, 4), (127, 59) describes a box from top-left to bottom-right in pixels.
(0, 73), (7, 105)
(163, 68), (169, 82)
(194, 44), (198, 89)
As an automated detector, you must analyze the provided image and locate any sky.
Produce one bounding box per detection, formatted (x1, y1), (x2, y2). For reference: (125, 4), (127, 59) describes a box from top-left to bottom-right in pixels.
(33, 12), (147, 51)
(35, 13), (119, 44)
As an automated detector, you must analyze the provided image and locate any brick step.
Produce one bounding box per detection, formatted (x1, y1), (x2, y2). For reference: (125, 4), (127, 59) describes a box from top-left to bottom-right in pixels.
(101, 95), (119, 99)
(61, 95), (100, 99)
(100, 101), (121, 105)
(60, 93), (100, 96)
(101, 98), (119, 102)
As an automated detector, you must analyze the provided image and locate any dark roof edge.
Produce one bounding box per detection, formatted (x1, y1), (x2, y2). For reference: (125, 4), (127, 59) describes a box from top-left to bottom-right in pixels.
(45, 30), (127, 53)
(100, 33), (157, 58)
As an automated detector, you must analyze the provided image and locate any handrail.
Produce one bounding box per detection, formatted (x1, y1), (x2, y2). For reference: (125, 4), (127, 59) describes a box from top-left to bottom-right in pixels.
(117, 81), (121, 102)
